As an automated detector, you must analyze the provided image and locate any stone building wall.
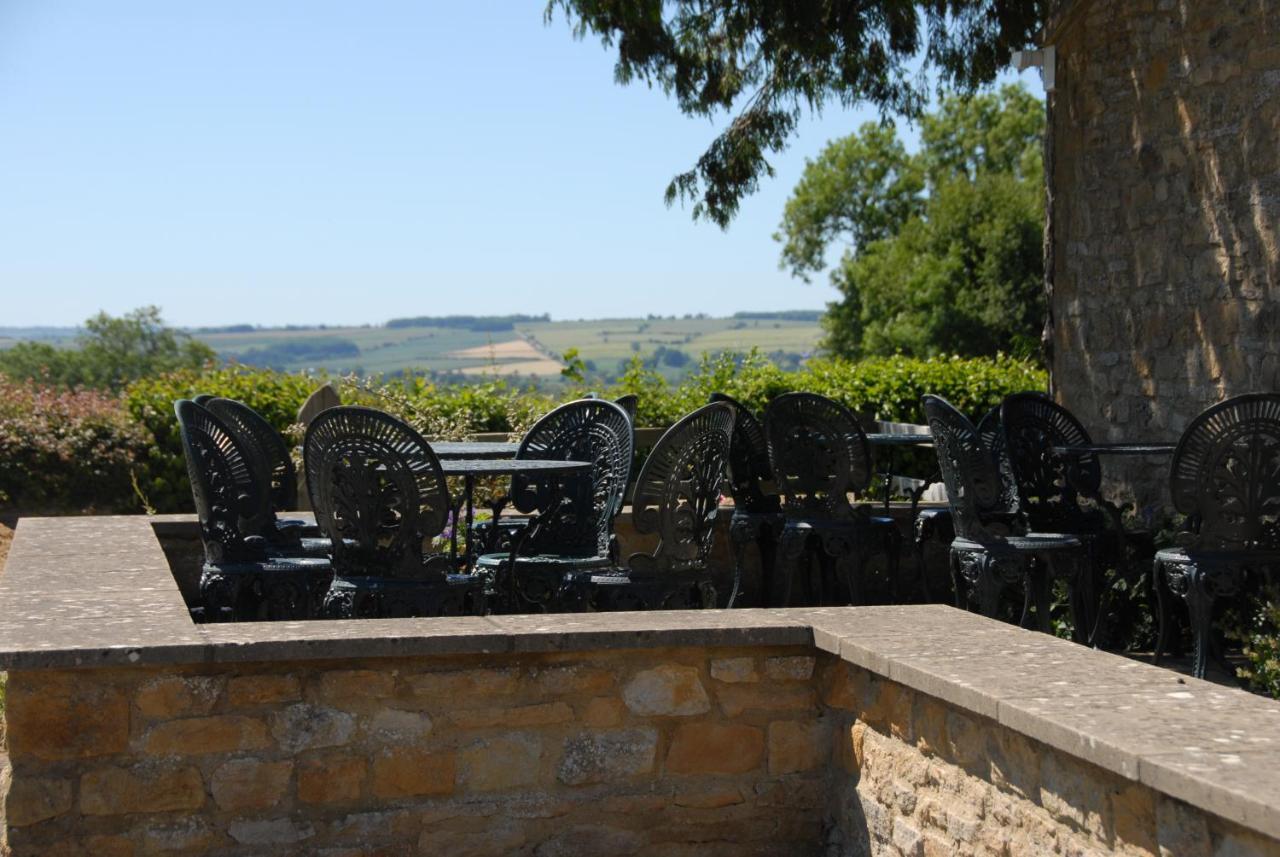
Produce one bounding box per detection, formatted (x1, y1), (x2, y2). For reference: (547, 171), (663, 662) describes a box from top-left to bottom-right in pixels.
(1047, 0), (1280, 506)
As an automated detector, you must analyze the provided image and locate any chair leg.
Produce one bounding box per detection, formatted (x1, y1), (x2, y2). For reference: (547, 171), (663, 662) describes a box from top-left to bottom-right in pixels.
(775, 531), (806, 608)
(833, 552), (864, 607)
(883, 527), (904, 603)
(976, 556), (1005, 620)
(949, 549), (966, 610)
(1152, 558), (1171, 665)
(1026, 559), (1053, 633)
(727, 535), (747, 609)
(1185, 571), (1215, 680)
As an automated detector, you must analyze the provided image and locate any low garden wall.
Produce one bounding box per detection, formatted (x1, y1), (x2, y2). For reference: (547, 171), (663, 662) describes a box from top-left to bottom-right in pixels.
(1, 516), (1278, 856)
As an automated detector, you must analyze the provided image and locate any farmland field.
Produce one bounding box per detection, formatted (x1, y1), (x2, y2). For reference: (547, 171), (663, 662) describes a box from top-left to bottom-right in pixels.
(0, 314), (824, 383)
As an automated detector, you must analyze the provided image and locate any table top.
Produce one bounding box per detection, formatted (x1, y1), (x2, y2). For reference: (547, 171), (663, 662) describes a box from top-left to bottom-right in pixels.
(1051, 442), (1177, 456)
(866, 433), (933, 447)
(431, 441), (521, 460)
(439, 458), (592, 477)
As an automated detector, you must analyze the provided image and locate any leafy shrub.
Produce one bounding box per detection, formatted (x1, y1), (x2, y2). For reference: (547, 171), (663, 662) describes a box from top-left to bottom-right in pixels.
(6, 352), (1043, 515)
(0, 378), (150, 513)
(1232, 591), (1280, 699)
(124, 366), (321, 513)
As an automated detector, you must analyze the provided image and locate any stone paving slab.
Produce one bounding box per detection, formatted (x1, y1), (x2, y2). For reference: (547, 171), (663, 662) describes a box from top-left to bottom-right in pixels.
(200, 617), (512, 663)
(488, 608), (814, 653)
(996, 683), (1280, 780)
(1138, 747), (1280, 840)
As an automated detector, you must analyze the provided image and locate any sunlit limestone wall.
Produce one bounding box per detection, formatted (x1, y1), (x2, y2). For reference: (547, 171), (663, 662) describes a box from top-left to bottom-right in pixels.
(1046, 0), (1280, 507)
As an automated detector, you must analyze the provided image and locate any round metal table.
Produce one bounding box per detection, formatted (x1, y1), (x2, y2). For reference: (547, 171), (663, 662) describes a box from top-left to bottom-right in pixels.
(866, 432), (935, 511)
(431, 441), (521, 460)
(439, 458), (593, 568)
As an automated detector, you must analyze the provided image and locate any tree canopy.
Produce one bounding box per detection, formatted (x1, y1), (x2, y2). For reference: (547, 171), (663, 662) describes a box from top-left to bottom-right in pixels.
(0, 306), (215, 391)
(546, 0), (1042, 226)
(776, 84), (1045, 359)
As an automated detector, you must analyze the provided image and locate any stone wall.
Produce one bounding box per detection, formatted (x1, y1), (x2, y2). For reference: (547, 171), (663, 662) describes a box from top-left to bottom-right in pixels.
(1047, 0), (1280, 506)
(7, 644), (1280, 856)
(3, 645), (829, 856)
(820, 660), (1280, 857)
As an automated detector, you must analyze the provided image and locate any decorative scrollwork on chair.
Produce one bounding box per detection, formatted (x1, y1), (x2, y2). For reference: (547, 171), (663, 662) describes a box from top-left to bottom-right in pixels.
(1155, 393), (1280, 678)
(304, 406), (484, 618)
(563, 401), (734, 611)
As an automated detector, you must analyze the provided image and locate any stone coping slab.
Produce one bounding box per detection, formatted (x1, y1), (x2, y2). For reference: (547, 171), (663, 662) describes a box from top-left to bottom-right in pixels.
(3, 514), (1280, 840)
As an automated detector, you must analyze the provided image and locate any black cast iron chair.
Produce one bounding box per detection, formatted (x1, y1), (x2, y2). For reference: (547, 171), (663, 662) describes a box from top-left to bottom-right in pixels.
(614, 394), (639, 423)
(912, 405), (1007, 603)
(1154, 393), (1280, 679)
(304, 406), (485, 618)
(175, 400), (331, 622)
(1000, 392), (1154, 644)
(562, 401), (734, 611)
(473, 398), (634, 611)
(923, 395), (1087, 628)
(201, 397), (329, 558)
(764, 393), (902, 606)
(709, 392), (784, 607)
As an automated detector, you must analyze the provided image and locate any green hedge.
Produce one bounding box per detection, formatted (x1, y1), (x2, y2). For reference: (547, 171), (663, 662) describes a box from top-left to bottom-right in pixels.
(3, 353), (1046, 515)
(0, 378), (150, 513)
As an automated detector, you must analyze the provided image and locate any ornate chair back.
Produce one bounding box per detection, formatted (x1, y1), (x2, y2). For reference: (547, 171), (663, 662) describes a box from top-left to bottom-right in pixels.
(175, 399), (272, 564)
(614, 394), (639, 423)
(975, 404), (1022, 519)
(922, 395), (1017, 543)
(205, 398), (299, 512)
(710, 392), (781, 514)
(1169, 393), (1280, 551)
(1000, 392), (1098, 530)
(764, 392), (871, 519)
(510, 398), (635, 557)
(626, 401), (735, 577)
(304, 407), (452, 580)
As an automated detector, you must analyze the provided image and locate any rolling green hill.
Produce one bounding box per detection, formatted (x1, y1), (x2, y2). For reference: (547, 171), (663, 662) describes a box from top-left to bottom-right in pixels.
(1, 313), (824, 383)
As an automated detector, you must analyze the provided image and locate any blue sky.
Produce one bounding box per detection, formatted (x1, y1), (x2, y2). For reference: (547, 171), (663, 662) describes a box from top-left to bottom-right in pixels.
(0, 1), (1040, 327)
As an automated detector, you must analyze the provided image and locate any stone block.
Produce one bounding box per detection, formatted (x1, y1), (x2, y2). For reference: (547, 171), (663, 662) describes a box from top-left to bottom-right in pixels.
(1040, 752), (1110, 842)
(209, 758), (292, 811)
(460, 734), (542, 792)
(371, 748), (455, 798)
(5, 776), (73, 826)
(142, 817), (219, 854)
(366, 708), (434, 743)
(1112, 783), (1157, 855)
(557, 728), (658, 785)
(1155, 796), (1211, 855)
(316, 668), (397, 704)
(711, 657), (758, 683)
(623, 665), (710, 716)
(270, 703), (356, 752)
(298, 754), (366, 804)
(767, 720), (825, 775)
(143, 714), (270, 756)
(408, 668), (520, 701)
(7, 673), (129, 761)
(447, 702), (573, 729)
(80, 764), (205, 815)
(765, 656), (815, 681)
(534, 665), (615, 695)
(134, 675), (222, 719)
(227, 674), (301, 707)
(583, 696), (625, 727)
(228, 818), (316, 846)
(718, 682), (816, 718)
(666, 723), (764, 774)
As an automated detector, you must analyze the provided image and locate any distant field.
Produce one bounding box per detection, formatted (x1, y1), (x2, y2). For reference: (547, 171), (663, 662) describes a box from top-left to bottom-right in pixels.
(0, 315), (825, 383)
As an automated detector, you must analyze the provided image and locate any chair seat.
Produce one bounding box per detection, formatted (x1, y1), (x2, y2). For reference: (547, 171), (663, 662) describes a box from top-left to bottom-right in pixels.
(474, 552), (612, 572)
(1155, 546), (1280, 565)
(954, 533), (1082, 553)
(204, 556), (331, 575)
(782, 515), (897, 532)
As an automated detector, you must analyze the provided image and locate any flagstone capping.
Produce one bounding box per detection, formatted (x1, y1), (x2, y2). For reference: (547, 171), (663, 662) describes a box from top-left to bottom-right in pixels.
(2, 514), (1280, 841)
